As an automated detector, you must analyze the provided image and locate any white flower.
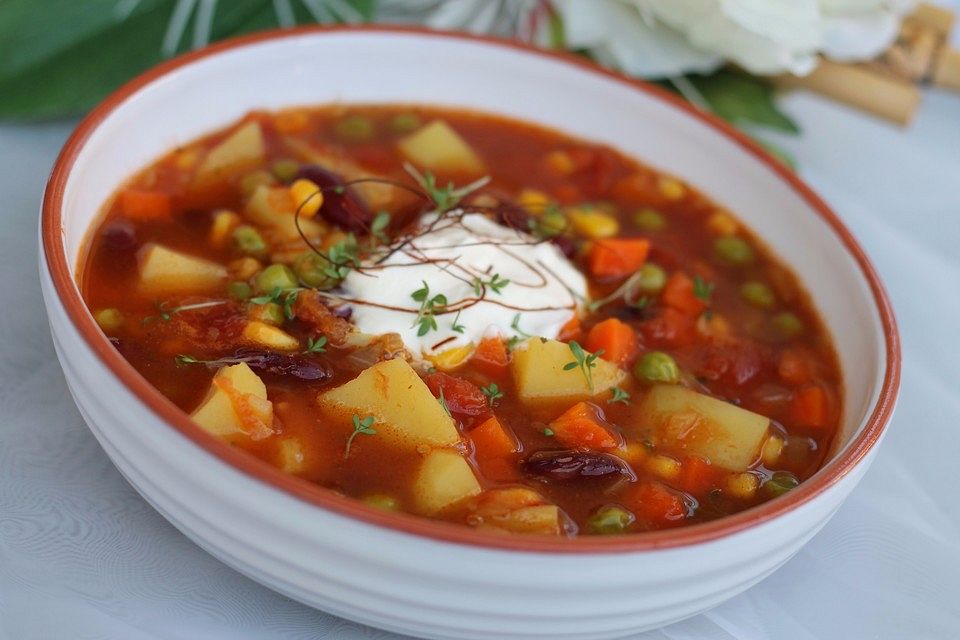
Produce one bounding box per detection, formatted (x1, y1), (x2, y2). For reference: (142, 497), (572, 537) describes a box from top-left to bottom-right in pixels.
(556, 0), (916, 77)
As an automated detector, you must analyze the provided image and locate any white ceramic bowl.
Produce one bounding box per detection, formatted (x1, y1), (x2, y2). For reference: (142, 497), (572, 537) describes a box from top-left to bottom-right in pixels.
(40, 27), (900, 640)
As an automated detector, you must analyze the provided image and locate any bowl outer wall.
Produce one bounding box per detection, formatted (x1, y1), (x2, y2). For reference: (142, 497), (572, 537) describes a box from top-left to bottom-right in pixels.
(38, 26), (899, 639)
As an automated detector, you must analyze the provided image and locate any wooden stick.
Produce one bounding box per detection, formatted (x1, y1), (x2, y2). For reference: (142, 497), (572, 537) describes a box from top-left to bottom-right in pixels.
(776, 59), (921, 125)
(907, 2), (955, 36)
(933, 47), (960, 91)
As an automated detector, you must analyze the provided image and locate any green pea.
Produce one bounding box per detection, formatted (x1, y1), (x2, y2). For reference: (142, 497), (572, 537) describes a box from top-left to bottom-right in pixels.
(233, 225), (267, 257)
(362, 494), (399, 511)
(255, 264), (298, 293)
(239, 170), (274, 196)
(270, 159), (300, 183)
(714, 236), (755, 266)
(534, 209), (567, 237)
(249, 302), (284, 326)
(634, 351), (680, 385)
(294, 252), (339, 290)
(773, 312), (804, 338)
(94, 308), (124, 333)
(389, 112), (421, 134)
(740, 281), (776, 309)
(633, 208), (666, 231)
(764, 471), (799, 497)
(227, 281), (252, 300)
(334, 115), (375, 143)
(587, 505), (634, 535)
(635, 263), (667, 294)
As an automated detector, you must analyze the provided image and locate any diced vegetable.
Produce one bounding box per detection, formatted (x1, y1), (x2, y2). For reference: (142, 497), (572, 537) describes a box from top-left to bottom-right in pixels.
(557, 316), (582, 342)
(518, 189), (551, 213)
(676, 455), (717, 496)
(662, 272), (707, 315)
(255, 264), (298, 293)
(210, 209), (241, 247)
(470, 416), (519, 481)
(389, 112), (421, 133)
(587, 238), (650, 279)
(622, 481), (689, 526)
(706, 210), (738, 236)
(413, 449), (481, 515)
(568, 207), (619, 239)
(657, 176), (685, 201)
(511, 338), (626, 404)
(773, 312), (804, 338)
(469, 488), (562, 535)
(334, 115), (375, 142)
(635, 263), (667, 294)
(397, 120), (484, 175)
(789, 385), (831, 429)
(319, 358), (460, 449)
(586, 505), (634, 534)
(764, 471), (799, 496)
(293, 252), (339, 290)
(761, 435), (784, 466)
(638, 385), (770, 472)
(277, 437), (305, 473)
(289, 178), (323, 218)
(94, 308), (124, 333)
(713, 236), (755, 266)
(633, 208), (666, 231)
(726, 472), (760, 499)
(740, 281), (776, 308)
(425, 344), (475, 372)
(645, 454), (681, 480)
(119, 189), (172, 220)
(363, 494), (400, 510)
(190, 363), (273, 441)
(197, 121), (265, 179)
(424, 372), (488, 417)
(777, 348), (815, 385)
(242, 321), (300, 351)
(245, 184), (323, 240)
(232, 225), (267, 257)
(138, 243), (227, 295)
(471, 337), (509, 378)
(633, 351), (680, 385)
(584, 318), (638, 366)
(271, 159), (300, 183)
(248, 302), (284, 326)
(549, 402), (620, 450)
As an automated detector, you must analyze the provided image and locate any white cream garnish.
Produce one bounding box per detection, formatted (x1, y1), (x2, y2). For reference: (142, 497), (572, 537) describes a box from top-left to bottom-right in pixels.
(342, 212), (586, 355)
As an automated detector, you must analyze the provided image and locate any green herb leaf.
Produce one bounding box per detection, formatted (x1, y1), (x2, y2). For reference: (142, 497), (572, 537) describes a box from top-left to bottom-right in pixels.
(693, 275), (715, 303)
(608, 387), (631, 405)
(438, 388), (451, 417)
(305, 336), (327, 354)
(564, 340), (603, 392)
(480, 383), (503, 406)
(543, 427), (555, 437)
(451, 309), (465, 334)
(345, 413), (376, 459)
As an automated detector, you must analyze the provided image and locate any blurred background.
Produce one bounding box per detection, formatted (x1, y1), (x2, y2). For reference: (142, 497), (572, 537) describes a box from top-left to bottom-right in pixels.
(1, 1), (958, 639)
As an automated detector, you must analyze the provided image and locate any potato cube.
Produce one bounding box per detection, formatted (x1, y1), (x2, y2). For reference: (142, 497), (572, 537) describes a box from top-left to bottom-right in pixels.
(413, 449), (481, 515)
(138, 243), (227, 295)
(244, 184), (323, 240)
(242, 321), (300, 351)
(318, 358), (459, 449)
(191, 363), (272, 440)
(277, 438), (306, 474)
(197, 121), (265, 178)
(638, 385), (770, 472)
(397, 120), (484, 175)
(511, 338), (625, 404)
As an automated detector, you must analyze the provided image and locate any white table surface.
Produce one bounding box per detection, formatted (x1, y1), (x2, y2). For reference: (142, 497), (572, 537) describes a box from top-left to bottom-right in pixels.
(2, 56), (959, 640)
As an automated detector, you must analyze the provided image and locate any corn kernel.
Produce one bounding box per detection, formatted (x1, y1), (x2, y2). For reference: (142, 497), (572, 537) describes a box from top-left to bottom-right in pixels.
(242, 321), (300, 351)
(617, 442), (648, 466)
(290, 178), (323, 218)
(544, 150), (576, 176)
(568, 208), (619, 239)
(646, 454), (681, 480)
(209, 209), (241, 247)
(707, 210), (739, 236)
(658, 176), (685, 201)
(696, 312), (732, 338)
(726, 472), (760, 499)
(278, 438), (305, 473)
(517, 189), (551, 214)
(228, 257), (262, 280)
(761, 435), (785, 467)
(425, 344), (475, 371)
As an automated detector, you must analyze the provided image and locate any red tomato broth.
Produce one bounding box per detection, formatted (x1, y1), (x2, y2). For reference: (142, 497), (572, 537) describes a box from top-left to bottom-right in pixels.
(79, 104), (841, 536)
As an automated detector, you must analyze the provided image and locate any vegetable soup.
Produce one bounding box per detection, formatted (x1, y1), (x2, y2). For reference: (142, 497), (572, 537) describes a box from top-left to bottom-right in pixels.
(80, 105), (841, 536)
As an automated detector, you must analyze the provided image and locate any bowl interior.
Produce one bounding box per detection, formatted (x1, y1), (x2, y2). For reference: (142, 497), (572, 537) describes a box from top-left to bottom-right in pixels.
(55, 29), (889, 476)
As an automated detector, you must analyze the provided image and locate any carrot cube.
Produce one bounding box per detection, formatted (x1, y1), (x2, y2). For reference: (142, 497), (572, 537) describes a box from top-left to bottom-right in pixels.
(549, 402), (619, 450)
(588, 238), (651, 279)
(584, 318), (638, 366)
(119, 189), (172, 220)
(661, 271), (706, 316)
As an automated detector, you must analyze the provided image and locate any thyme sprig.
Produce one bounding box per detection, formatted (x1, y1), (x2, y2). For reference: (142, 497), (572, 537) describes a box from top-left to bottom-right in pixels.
(304, 336), (328, 354)
(144, 299), (227, 324)
(411, 280), (448, 337)
(608, 387), (631, 405)
(345, 414), (377, 459)
(693, 275), (715, 303)
(563, 340), (604, 392)
(403, 162), (491, 213)
(480, 382), (504, 406)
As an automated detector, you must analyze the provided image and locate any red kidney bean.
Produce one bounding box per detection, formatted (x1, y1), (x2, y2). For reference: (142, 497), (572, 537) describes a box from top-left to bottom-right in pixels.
(523, 450), (636, 481)
(296, 164), (371, 233)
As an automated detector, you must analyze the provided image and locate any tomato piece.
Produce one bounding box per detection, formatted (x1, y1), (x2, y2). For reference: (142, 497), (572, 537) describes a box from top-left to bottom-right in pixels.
(584, 318), (638, 366)
(425, 372), (489, 417)
(661, 271), (706, 316)
(790, 385), (832, 430)
(549, 402), (620, 450)
(675, 456), (717, 498)
(588, 238), (651, 280)
(638, 307), (696, 348)
(622, 481), (690, 527)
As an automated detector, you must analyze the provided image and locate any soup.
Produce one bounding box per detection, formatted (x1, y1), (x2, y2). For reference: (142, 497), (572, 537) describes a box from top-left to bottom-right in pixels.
(80, 105), (841, 536)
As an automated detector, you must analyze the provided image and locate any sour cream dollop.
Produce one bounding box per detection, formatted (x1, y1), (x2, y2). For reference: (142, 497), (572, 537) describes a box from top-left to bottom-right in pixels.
(342, 213), (586, 356)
